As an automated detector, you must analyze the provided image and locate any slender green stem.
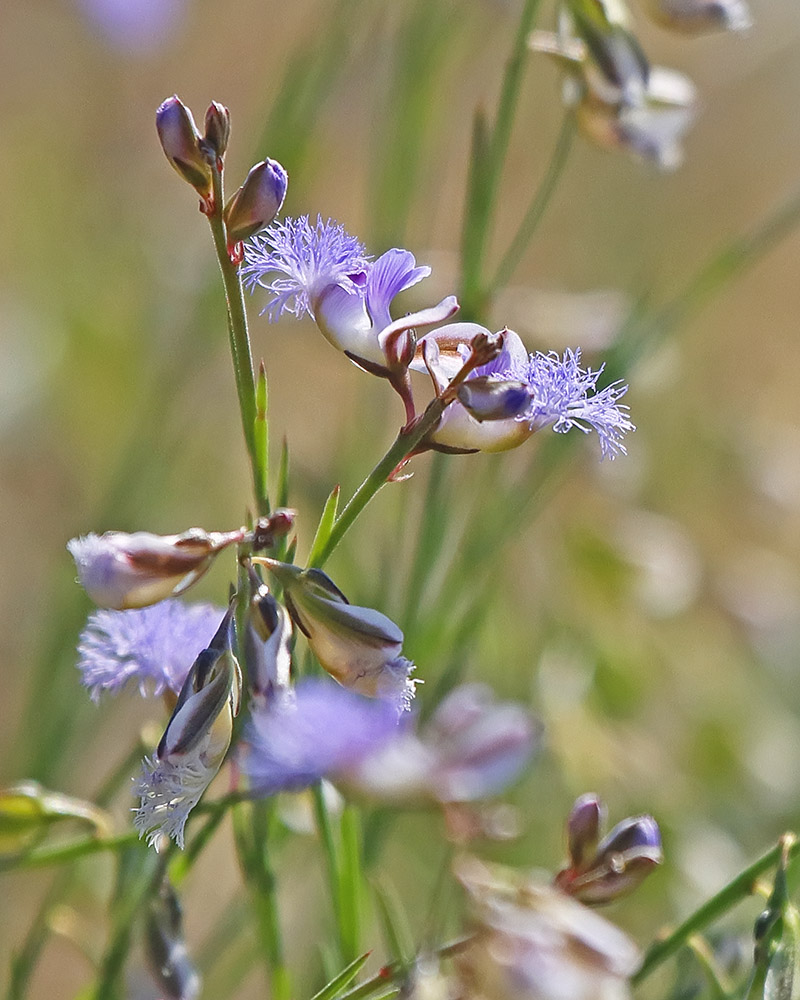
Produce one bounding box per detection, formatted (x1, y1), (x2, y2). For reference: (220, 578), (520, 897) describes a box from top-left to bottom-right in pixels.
(633, 836), (800, 984)
(206, 168), (268, 516)
(336, 937), (472, 1000)
(309, 395), (450, 569)
(459, 0), (542, 320)
(490, 112), (576, 294)
(312, 783), (345, 960)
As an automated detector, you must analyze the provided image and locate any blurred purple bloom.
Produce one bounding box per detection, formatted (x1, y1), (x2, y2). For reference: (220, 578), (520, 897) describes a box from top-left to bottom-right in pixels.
(242, 680), (538, 805)
(77, 0), (188, 53)
(243, 216), (370, 322)
(77, 600), (224, 701)
(243, 680), (401, 794)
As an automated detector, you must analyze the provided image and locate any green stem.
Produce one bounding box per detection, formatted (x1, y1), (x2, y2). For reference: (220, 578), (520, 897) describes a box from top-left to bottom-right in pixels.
(308, 394), (450, 569)
(459, 0), (542, 320)
(489, 112), (576, 295)
(633, 836), (800, 985)
(312, 783), (345, 961)
(206, 167), (268, 517)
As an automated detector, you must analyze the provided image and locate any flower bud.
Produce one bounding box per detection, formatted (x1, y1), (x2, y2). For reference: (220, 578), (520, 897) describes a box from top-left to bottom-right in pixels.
(647, 0), (751, 33)
(68, 527), (244, 610)
(253, 557), (416, 711)
(156, 96), (213, 200)
(567, 793), (605, 868)
(245, 568), (293, 707)
(144, 880), (201, 1000)
(456, 377), (531, 422)
(224, 159), (288, 245)
(555, 797), (662, 904)
(203, 101), (230, 158)
(135, 607), (241, 849)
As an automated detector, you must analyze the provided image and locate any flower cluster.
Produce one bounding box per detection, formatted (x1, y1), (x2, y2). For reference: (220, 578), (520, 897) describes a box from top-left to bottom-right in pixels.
(244, 218), (634, 454)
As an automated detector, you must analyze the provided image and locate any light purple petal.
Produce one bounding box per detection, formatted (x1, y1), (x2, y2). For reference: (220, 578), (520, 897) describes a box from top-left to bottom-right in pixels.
(77, 600), (224, 701)
(243, 680), (402, 794)
(365, 249), (431, 330)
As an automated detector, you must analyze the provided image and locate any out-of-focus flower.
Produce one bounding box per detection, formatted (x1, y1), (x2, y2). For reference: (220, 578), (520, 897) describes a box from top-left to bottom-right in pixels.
(144, 880), (201, 1000)
(414, 326), (633, 458)
(67, 527), (244, 609)
(135, 609), (241, 850)
(455, 855), (641, 1000)
(645, 0), (751, 34)
(242, 216), (458, 417)
(77, 600), (224, 701)
(243, 680), (538, 806)
(243, 680), (401, 794)
(245, 569), (293, 708)
(155, 97), (214, 201)
(554, 793), (662, 904)
(253, 557), (417, 711)
(78, 0), (187, 53)
(531, 29), (696, 169)
(224, 159), (288, 246)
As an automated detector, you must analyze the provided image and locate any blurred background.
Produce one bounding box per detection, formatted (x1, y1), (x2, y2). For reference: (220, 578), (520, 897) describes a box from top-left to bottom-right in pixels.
(2, 0), (800, 996)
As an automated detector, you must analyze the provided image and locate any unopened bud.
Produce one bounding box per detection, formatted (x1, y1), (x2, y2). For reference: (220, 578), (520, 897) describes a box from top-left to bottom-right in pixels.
(253, 557), (416, 711)
(567, 793), (605, 868)
(203, 101), (230, 158)
(68, 527), (245, 610)
(250, 508), (296, 551)
(555, 797), (662, 904)
(156, 96), (213, 200)
(456, 377), (530, 422)
(245, 568), (292, 706)
(224, 158), (288, 245)
(647, 0), (751, 33)
(145, 880), (201, 1000)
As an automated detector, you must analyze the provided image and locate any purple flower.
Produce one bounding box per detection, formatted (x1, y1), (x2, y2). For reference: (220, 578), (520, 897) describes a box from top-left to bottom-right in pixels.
(242, 216), (457, 374)
(243, 680), (401, 794)
(242, 680), (538, 805)
(77, 600), (224, 701)
(414, 327), (633, 458)
(78, 0), (188, 53)
(520, 348), (633, 459)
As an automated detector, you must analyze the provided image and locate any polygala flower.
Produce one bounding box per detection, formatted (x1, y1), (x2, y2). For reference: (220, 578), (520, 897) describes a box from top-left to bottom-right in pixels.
(455, 856), (641, 1000)
(253, 557), (417, 711)
(77, 599), (224, 700)
(242, 215), (458, 421)
(646, 0), (752, 34)
(135, 608), (241, 849)
(554, 793), (663, 904)
(414, 326), (633, 458)
(530, 29), (696, 170)
(67, 526), (245, 609)
(243, 680), (538, 805)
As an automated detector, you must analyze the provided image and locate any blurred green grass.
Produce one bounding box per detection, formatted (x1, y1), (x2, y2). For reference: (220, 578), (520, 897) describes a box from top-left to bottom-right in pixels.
(3, 0), (800, 996)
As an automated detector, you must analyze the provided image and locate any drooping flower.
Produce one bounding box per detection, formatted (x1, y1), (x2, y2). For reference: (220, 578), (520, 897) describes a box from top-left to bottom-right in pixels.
(67, 526), (245, 609)
(554, 793), (663, 904)
(253, 557), (417, 712)
(242, 216), (458, 418)
(455, 856), (641, 1000)
(135, 608), (241, 850)
(77, 600), (224, 701)
(645, 0), (752, 34)
(242, 680), (538, 806)
(530, 28), (696, 170)
(414, 326), (633, 458)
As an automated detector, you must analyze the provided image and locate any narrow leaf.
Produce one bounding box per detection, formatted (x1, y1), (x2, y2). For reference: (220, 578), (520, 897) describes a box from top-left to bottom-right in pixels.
(372, 878), (414, 967)
(311, 951), (372, 1000)
(307, 485), (341, 568)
